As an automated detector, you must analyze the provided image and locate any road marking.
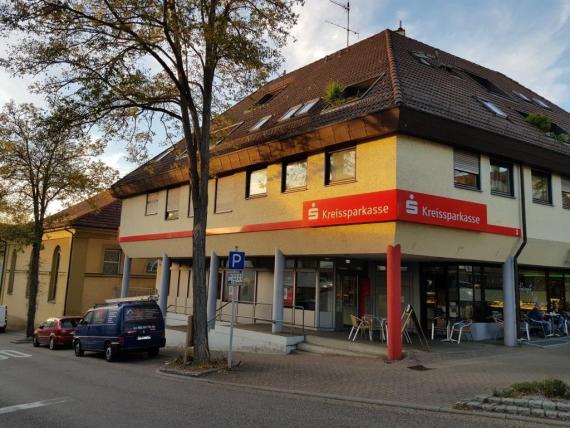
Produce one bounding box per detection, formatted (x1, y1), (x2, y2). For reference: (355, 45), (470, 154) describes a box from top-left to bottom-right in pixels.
(0, 350), (32, 358)
(0, 398), (68, 415)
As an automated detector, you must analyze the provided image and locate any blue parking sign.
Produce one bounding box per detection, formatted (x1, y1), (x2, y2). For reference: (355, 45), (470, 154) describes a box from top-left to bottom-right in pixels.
(228, 251), (245, 270)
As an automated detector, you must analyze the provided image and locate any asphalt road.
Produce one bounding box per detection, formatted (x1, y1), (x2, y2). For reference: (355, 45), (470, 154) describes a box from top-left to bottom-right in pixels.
(0, 331), (543, 428)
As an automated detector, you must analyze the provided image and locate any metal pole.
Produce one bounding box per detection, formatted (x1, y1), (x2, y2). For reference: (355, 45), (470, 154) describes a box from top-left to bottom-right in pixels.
(158, 254), (171, 316)
(120, 256), (132, 298)
(207, 251), (219, 330)
(272, 249), (285, 334)
(387, 244), (402, 361)
(228, 285), (236, 370)
(502, 257), (517, 346)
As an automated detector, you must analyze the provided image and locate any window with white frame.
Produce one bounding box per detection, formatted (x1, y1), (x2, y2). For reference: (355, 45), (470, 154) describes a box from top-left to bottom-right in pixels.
(283, 158), (308, 191)
(103, 249), (122, 275)
(215, 175), (234, 213)
(145, 192), (159, 215)
(246, 167), (267, 198)
(165, 187), (180, 220)
(531, 170), (552, 204)
(454, 149), (480, 190)
(326, 147), (356, 184)
(490, 160), (513, 196)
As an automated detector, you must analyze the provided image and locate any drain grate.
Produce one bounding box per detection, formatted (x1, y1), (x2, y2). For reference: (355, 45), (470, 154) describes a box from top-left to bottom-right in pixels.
(407, 364), (433, 371)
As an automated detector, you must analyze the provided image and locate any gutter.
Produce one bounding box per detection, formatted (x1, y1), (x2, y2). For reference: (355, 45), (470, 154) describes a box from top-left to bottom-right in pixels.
(62, 228), (76, 315)
(512, 164), (528, 339)
(0, 239), (7, 304)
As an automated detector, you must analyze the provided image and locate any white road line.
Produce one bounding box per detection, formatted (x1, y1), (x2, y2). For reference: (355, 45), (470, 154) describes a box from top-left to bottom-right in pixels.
(0, 398), (68, 415)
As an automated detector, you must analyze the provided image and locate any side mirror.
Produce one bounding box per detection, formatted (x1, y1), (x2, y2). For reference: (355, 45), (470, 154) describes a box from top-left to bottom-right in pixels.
(79, 319), (86, 325)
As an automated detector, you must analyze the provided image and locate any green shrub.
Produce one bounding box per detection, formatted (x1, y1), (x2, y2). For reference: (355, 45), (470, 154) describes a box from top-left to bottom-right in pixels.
(509, 379), (569, 398)
(554, 133), (570, 143)
(324, 81), (345, 107)
(525, 112), (552, 132)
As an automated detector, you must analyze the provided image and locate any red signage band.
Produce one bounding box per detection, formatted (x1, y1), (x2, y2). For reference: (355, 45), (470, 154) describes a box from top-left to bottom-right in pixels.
(119, 189), (521, 242)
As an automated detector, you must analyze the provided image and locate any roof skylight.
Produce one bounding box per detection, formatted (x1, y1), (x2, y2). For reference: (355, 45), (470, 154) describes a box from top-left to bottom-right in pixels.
(295, 98), (321, 116)
(479, 98), (508, 118)
(279, 104), (302, 121)
(213, 121), (244, 145)
(533, 98), (551, 109)
(410, 51), (433, 66)
(512, 90), (531, 102)
(154, 147), (174, 162)
(249, 115), (273, 132)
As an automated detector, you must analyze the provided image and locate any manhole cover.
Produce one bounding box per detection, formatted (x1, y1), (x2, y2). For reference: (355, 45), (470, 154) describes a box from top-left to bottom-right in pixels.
(407, 364), (433, 371)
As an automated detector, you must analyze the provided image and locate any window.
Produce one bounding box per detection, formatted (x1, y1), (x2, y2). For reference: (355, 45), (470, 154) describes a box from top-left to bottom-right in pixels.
(490, 160), (513, 196)
(253, 92), (274, 107)
(92, 309), (108, 324)
(295, 271), (316, 310)
(512, 90), (531, 102)
(326, 147), (356, 184)
(212, 121), (244, 145)
(466, 72), (508, 98)
(246, 168), (267, 198)
(215, 175), (234, 213)
(7, 249), (17, 294)
(479, 98), (508, 118)
(562, 177), (570, 210)
(103, 249), (121, 275)
(165, 187), (180, 220)
(533, 97), (550, 110)
(145, 259), (158, 274)
(531, 170), (552, 204)
(249, 115), (272, 132)
(453, 150), (480, 190)
(279, 104), (302, 121)
(410, 51), (433, 66)
(145, 192), (159, 216)
(295, 98), (320, 116)
(283, 159), (308, 191)
(47, 246), (61, 302)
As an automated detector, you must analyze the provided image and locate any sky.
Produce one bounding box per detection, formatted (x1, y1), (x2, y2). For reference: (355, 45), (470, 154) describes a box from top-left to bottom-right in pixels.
(1, 0), (569, 178)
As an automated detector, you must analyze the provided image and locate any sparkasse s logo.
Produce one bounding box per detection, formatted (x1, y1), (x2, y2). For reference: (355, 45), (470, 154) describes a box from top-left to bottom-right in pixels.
(405, 194), (418, 215)
(308, 202), (319, 220)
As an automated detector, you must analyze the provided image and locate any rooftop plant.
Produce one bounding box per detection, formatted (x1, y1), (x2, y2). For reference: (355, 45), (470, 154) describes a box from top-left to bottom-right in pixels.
(323, 80), (345, 107)
(525, 112), (552, 132)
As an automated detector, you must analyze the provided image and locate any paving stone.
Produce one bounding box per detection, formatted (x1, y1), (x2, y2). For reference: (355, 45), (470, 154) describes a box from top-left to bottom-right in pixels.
(542, 401), (556, 411)
(505, 405), (518, 414)
(466, 401), (483, 409)
(558, 412), (570, 420)
(545, 410), (559, 419)
(556, 403), (570, 412)
(517, 407), (531, 416)
(482, 403), (496, 411)
(502, 397), (515, 405)
(475, 394), (490, 403)
(531, 408), (546, 417)
(512, 398), (529, 407)
(528, 399), (543, 409)
(487, 396), (502, 404)
(493, 404), (507, 413)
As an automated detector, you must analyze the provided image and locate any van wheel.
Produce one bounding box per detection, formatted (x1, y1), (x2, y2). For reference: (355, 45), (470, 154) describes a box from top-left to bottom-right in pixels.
(49, 337), (56, 350)
(74, 340), (84, 357)
(148, 347), (159, 358)
(105, 344), (116, 362)
(33, 336), (39, 347)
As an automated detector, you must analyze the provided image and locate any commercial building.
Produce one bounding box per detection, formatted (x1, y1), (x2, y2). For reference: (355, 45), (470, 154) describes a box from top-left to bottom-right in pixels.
(0, 192), (157, 329)
(113, 28), (570, 351)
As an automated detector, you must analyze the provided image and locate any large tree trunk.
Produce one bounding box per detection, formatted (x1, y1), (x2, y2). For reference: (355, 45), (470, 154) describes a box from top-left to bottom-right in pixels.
(25, 231), (42, 338)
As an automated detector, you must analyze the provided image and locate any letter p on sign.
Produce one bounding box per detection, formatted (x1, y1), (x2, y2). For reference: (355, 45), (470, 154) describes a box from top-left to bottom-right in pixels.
(228, 251), (245, 270)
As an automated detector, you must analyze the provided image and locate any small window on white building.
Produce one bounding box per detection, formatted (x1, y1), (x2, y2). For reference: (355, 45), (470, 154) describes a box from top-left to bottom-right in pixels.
(454, 149), (480, 190)
(215, 175), (234, 214)
(145, 192), (159, 216)
(103, 249), (122, 275)
(562, 177), (570, 210)
(165, 187), (180, 220)
(531, 170), (552, 204)
(246, 168), (268, 198)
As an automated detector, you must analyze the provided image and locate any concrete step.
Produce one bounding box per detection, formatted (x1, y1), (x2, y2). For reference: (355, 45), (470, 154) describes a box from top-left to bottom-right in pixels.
(296, 342), (381, 358)
(303, 334), (387, 358)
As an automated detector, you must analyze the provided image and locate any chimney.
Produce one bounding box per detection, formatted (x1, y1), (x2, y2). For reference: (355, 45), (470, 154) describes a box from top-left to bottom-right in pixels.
(396, 20), (406, 37)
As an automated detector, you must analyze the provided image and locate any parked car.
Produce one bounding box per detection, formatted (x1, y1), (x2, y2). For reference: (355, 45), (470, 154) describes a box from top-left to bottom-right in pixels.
(0, 305), (7, 333)
(33, 317), (82, 350)
(73, 298), (165, 362)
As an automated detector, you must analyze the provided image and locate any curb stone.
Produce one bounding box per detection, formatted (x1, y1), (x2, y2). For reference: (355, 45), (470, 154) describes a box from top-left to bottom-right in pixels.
(156, 369), (570, 427)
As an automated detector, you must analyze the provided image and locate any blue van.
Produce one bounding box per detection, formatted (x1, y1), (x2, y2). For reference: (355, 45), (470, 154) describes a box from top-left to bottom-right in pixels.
(73, 298), (166, 362)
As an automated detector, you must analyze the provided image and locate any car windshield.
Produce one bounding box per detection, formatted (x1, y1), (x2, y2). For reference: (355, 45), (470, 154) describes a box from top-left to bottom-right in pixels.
(123, 305), (161, 323)
(60, 319), (79, 328)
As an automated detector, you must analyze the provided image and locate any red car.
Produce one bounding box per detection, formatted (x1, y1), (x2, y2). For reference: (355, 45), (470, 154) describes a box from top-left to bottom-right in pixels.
(33, 317), (82, 350)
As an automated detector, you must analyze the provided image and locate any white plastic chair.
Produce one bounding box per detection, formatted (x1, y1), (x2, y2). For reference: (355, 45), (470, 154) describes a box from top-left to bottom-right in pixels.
(492, 315), (504, 340)
(450, 320), (473, 344)
(431, 316), (448, 340)
(520, 320), (530, 341)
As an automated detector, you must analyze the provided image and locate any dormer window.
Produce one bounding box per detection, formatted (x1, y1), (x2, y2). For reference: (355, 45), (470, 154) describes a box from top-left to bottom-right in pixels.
(279, 104), (302, 121)
(512, 90), (531, 102)
(410, 51), (433, 66)
(212, 121), (244, 145)
(254, 93), (274, 107)
(249, 115), (272, 132)
(295, 98), (320, 116)
(479, 98), (508, 118)
(465, 71), (509, 98)
(533, 97), (551, 110)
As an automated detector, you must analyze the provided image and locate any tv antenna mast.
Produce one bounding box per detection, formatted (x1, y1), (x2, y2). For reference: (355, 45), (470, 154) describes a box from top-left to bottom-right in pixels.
(325, 1), (359, 47)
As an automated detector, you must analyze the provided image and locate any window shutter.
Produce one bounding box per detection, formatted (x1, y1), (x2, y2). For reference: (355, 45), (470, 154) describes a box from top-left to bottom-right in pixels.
(454, 150), (480, 174)
(562, 177), (570, 193)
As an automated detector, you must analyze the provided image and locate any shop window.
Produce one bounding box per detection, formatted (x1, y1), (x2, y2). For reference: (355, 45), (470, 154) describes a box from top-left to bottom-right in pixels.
(145, 259), (158, 274)
(283, 270), (294, 307)
(145, 192), (159, 216)
(453, 150), (480, 190)
(7, 249), (17, 294)
(490, 160), (513, 196)
(562, 177), (570, 210)
(565, 274), (570, 311)
(47, 246), (61, 302)
(215, 175), (234, 213)
(295, 271), (316, 310)
(326, 147), (356, 184)
(483, 267), (503, 319)
(519, 270), (547, 311)
(547, 272), (565, 310)
(165, 187), (180, 220)
(103, 249), (121, 275)
(222, 270), (256, 302)
(531, 170), (551, 204)
(282, 158), (308, 192)
(246, 167), (267, 198)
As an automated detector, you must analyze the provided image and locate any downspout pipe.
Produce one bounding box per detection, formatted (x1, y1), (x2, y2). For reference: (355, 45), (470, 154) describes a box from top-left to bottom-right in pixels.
(62, 228), (76, 316)
(0, 239), (7, 304)
(513, 164), (528, 339)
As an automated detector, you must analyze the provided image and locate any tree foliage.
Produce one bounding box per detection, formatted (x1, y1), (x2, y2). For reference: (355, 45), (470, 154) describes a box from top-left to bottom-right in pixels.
(0, 101), (118, 337)
(0, 0), (302, 362)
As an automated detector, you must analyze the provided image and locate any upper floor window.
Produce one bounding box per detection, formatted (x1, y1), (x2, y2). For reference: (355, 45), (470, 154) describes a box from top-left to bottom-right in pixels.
(103, 249), (121, 275)
(7, 249), (17, 294)
(283, 159), (308, 191)
(145, 259), (158, 274)
(47, 246), (61, 302)
(454, 150), (480, 190)
(165, 187), (180, 220)
(326, 147), (356, 185)
(215, 175), (234, 214)
(246, 168), (267, 198)
(562, 177), (570, 210)
(490, 160), (513, 197)
(145, 192), (159, 216)
(531, 170), (552, 204)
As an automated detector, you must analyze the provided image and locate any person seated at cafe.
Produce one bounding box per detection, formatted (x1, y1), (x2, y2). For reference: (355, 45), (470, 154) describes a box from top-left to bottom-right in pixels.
(528, 302), (551, 336)
(553, 301), (568, 333)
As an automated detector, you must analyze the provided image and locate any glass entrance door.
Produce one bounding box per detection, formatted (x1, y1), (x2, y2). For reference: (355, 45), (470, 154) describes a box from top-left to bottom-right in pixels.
(337, 272), (358, 327)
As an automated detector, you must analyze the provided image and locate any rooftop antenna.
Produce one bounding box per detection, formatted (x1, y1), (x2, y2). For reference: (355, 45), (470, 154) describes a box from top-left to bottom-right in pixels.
(326, 1), (359, 47)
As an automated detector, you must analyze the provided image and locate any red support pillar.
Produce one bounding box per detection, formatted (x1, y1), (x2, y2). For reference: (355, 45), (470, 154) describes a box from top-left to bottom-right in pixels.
(387, 244), (402, 361)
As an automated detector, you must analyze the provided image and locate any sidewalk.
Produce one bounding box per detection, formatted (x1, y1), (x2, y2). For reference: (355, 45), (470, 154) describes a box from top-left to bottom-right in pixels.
(205, 341), (570, 408)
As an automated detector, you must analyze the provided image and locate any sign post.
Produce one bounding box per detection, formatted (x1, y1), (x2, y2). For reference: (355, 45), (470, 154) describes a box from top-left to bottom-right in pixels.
(227, 249), (245, 370)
